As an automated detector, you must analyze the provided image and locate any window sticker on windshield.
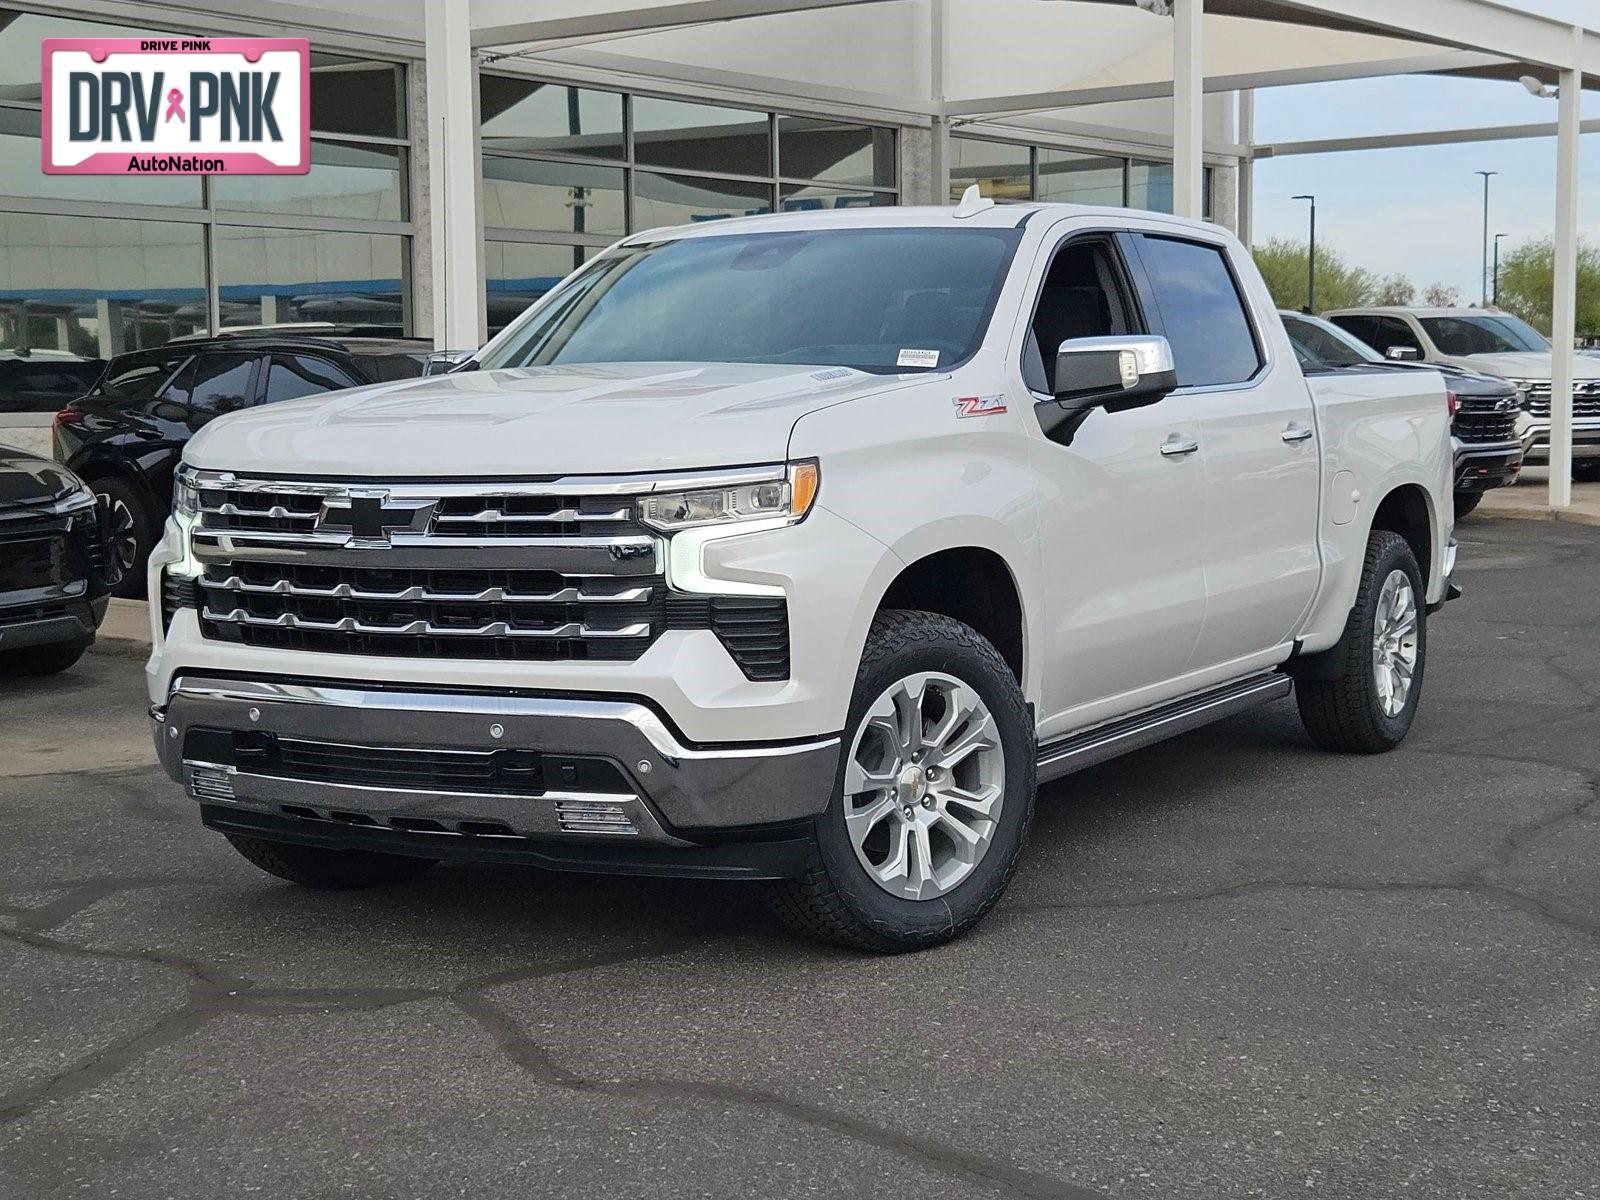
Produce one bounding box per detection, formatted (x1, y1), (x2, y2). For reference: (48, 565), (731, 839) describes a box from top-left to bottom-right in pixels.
(954, 394), (1007, 418)
(897, 349), (940, 369)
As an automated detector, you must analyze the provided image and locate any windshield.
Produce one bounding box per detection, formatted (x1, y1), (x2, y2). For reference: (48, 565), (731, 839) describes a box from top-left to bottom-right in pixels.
(1282, 313), (1380, 367)
(477, 227), (1024, 376)
(1420, 314), (1550, 356)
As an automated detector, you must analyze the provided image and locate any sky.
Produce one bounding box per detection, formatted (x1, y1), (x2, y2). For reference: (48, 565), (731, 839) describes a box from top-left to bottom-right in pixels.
(1251, 74), (1600, 303)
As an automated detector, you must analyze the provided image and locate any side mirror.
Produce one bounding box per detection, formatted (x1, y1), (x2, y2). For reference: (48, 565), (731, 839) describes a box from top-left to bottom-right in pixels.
(423, 350), (477, 376)
(1036, 335), (1179, 441)
(1386, 346), (1421, 361)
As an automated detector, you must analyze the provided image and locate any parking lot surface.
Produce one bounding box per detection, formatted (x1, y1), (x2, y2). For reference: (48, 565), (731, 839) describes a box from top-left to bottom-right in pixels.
(1, 516), (1596, 1199)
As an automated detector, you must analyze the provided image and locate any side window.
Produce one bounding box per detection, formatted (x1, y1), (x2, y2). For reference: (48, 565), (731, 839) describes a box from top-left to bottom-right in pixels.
(1369, 316), (1421, 355)
(264, 354), (361, 404)
(183, 354), (260, 416)
(1135, 235), (1262, 388)
(1022, 238), (1138, 394)
(97, 356), (186, 405)
(1327, 314), (1370, 344)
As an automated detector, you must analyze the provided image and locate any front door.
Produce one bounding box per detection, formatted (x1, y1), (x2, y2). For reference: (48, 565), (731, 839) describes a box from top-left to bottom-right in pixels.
(1021, 228), (1208, 740)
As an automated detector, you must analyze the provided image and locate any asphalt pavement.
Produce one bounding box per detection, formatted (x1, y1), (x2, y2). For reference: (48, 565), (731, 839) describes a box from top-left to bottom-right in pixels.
(1, 514), (1596, 1199)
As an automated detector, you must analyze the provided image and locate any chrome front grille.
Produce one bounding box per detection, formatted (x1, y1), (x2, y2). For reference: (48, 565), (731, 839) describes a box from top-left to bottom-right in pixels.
(1521, 380), (1600, 418)
(1454, 396), (1519, 445)
(185, 470), (790, 676)
(198, 562), (663, 661)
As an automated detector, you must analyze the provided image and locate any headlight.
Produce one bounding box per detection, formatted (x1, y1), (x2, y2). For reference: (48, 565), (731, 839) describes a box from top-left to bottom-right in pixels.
(639, 461), (819, 532)
(172, 465), (201, 518)
(56, 483), (97, 514)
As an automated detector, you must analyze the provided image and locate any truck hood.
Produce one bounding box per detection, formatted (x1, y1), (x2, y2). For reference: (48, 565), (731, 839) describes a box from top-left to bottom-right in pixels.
(0, 444), (81, 507)
(184, 362), (897, 477)
(1443, 351), (1600, 382)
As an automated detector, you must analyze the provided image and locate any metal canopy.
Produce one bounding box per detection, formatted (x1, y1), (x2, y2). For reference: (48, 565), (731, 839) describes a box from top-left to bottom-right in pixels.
(434, 0), (1596, 507)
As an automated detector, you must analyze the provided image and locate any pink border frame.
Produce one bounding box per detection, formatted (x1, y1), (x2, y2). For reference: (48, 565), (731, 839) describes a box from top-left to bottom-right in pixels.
(41, 37), (310, 175)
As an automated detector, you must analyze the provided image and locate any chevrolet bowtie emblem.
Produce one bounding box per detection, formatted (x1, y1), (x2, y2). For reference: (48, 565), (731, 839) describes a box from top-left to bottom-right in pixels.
(315, 490), (435, 544)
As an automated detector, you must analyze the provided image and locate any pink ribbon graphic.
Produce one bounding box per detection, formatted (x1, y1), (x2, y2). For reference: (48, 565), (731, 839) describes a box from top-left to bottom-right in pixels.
(164, 88), (185, 123)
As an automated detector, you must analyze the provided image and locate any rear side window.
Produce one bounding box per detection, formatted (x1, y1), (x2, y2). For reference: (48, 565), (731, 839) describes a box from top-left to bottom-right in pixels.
(360, 353), (427, 383)
(1337, 315), (1418, 356)
(95, 356), (187, 403)
(264, 354), (361, 404)
(1134, 236), (1261, 387)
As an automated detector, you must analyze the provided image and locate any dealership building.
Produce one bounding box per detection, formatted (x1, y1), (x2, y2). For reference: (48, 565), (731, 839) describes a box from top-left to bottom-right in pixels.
(0, 0), (1595, 503)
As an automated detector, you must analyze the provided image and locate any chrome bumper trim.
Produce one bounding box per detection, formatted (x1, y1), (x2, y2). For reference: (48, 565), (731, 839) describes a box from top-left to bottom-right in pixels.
(154, 675), (840, 836)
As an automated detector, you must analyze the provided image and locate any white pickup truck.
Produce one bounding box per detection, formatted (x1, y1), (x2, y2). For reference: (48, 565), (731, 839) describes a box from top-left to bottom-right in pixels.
(147, 196), (1456, 951)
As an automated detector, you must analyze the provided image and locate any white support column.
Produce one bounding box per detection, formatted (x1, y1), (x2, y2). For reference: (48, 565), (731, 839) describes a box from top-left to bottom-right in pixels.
(928, 0), (950, 205)
(1237, 88), (1254, 245)
(1172, 0), (1204, 219)
(1548, 28), (1582, 510)
(425, 0), (485, 351)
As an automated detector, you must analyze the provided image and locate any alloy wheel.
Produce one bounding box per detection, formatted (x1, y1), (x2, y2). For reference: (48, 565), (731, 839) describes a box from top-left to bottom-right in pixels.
(97, 492), (138, 585)
(1371, 568), (1419, 718)
(843, 671), (1006, 901)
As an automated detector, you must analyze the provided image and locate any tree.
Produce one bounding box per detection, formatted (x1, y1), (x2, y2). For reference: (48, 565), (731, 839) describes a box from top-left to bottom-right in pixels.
(1374, 274), (1416, 306)
(1421, 283), (1461, 308)
(1494, 236), (1600, 339)
(1251, 237), (1380, 312)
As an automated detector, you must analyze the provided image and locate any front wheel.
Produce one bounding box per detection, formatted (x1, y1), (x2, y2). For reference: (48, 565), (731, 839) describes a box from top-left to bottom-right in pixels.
(1295, 530), (1426, 754)
(766, 610), (1035, 953)
(1452, 491), (1482, 519)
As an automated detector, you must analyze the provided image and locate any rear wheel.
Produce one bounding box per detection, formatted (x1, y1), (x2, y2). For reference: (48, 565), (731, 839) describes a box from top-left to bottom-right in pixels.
(1573, 460), (1600, 482)
(1295, 530), (1426, 754)
(224, 835), (438, 890)
(1452, 491), (1482, 519)
(93, 476), (153, 599)
(766, 610), (1035, 953)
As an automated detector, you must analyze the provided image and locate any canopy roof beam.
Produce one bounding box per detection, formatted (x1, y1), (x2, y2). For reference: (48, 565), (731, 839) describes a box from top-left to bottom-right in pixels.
(468, 0), (894, 50)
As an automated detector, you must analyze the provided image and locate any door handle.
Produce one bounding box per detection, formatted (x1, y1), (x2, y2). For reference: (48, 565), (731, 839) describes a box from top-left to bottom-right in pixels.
(1282, 423), (1315, 444)
(1159, 437), (1200, 458)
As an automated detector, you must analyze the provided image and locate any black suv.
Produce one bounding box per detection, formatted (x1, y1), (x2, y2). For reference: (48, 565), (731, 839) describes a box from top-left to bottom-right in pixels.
(0, 445), (110, 676)
(53, 333), (429, 595)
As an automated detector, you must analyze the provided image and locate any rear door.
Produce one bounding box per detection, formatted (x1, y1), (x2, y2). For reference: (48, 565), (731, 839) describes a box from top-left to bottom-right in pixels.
(1128, 233), (1321, 674)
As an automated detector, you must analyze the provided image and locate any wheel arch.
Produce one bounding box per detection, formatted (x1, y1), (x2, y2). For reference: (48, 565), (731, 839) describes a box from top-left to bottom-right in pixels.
(1369, 482), (1435, 592)
(873, 544), (1028, 688)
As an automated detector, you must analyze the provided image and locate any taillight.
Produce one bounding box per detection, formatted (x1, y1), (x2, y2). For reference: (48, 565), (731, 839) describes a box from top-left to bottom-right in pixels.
(1446, 390), (1460, 416)
(52, 408), (85, 430)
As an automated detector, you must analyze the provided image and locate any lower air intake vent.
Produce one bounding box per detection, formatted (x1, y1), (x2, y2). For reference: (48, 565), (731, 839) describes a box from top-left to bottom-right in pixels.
(187, 764), (237, 802)
(556, 798), (639, 836)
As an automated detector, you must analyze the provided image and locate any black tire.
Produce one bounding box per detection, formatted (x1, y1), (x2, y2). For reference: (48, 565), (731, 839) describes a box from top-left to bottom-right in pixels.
(224, 834), (438, 890)
(0, 638), (89, 678)
(1453, 491), (1482, 519)
(766, 610), (1035, 953)
(1295, 530), (1426, 754)
(1572, 460), (1600, 482)
(93, 475), (154, 599)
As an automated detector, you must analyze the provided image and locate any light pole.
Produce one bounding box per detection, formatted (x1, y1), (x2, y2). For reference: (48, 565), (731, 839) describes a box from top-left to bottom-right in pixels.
(1292, 194), (1316, 312)
(1492, 232), (1508, 307)
(1475, 170), (1497, 306)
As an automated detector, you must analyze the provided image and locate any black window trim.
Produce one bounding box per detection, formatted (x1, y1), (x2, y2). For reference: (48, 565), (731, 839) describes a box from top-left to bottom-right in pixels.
(1018, 227), (1149, 401)
(1123, 230), (1271, 393)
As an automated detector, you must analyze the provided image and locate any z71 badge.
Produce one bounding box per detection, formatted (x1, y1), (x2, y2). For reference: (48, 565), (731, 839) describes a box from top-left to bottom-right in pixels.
(953, 394), (1008, 418)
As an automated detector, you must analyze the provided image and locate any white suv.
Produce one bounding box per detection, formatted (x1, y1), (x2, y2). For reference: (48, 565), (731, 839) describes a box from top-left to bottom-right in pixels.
(1324, 306), (1600, 476)
(147, 199), (1455, 951)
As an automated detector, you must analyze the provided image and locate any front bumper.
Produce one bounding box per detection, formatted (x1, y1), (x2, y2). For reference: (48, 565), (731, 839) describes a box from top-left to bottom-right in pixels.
(1521, 418), (1600, 462)
(1452, 439), (1523, 491)
(0, 596), (106, 653)
(151, 674), (840, 880)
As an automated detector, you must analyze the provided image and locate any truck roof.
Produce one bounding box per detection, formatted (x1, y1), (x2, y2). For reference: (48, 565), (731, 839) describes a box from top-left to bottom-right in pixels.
(622, 201), (1221, 247)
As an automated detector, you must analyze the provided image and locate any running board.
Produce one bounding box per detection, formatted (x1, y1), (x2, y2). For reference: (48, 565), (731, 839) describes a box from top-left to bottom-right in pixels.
(1035, 672), (1293, 785)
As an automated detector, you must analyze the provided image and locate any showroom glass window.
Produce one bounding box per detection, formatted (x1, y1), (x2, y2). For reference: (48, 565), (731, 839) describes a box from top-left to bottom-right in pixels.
(478, 74), (899, 333)
(0, 8), (415, 415)
(949, 134), (1214, 218)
